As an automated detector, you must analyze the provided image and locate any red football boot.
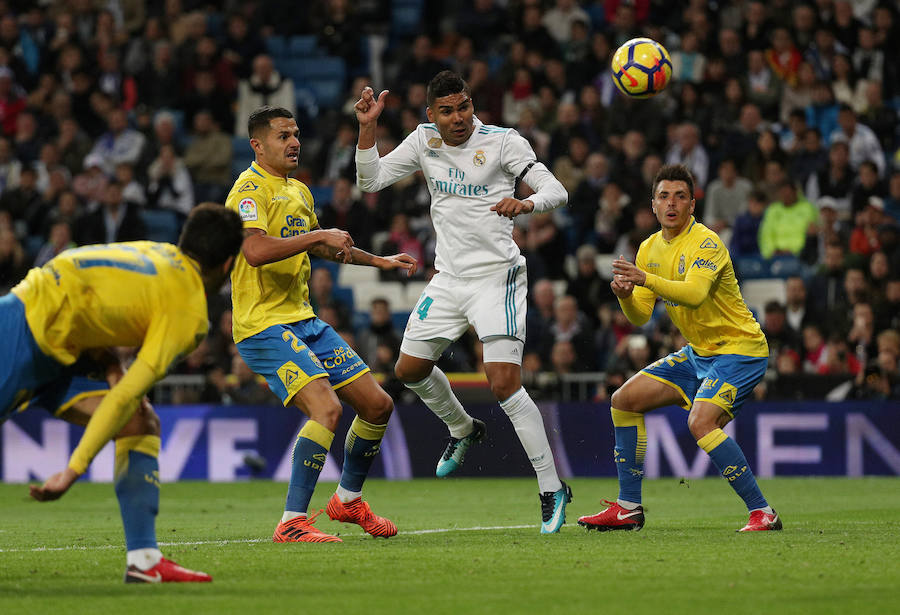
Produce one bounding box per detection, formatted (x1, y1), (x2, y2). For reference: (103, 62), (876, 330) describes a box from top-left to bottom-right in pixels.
(738, 509), (782, 532)
(326, 493), (397, 538)
(124, 557), (212, 583)
(273, 510), (342, 543)
(577, 499), (645, 531)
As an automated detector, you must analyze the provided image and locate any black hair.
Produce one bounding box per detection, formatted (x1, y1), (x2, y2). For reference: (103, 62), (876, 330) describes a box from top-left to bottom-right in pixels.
(651, 164), (695, 199)
(247, 105), (294, 139)
(426, 70), (470, 107)
(178, 203), (244, 270)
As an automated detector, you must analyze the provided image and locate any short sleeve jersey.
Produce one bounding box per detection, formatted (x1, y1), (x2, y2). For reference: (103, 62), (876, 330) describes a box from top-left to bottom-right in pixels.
(362, 118), (538, 277)
(11, 241), (208, 376)
(633, 218), (769, 357)
(225, 161), (319, 343)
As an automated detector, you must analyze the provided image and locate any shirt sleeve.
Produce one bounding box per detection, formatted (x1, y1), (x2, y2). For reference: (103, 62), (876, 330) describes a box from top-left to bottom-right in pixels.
(356, 129), (422, 192)
(137, 310), (208, 378)
(501, 129), (567, 213)
(617, 244), (657, 325)
(226, 177), (270, 232)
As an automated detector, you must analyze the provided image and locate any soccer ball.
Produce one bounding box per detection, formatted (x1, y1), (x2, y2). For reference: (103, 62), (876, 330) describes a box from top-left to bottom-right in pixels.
(611, 37), (673, 99)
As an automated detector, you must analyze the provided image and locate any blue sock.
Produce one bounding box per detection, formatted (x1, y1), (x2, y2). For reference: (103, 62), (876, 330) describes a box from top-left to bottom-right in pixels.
(285, 420), (335, 514)
(699, 429), (768, 511)
(340, 416), (388, 493)
(114, 436), (160, 551)
(611, 408), (646, 505)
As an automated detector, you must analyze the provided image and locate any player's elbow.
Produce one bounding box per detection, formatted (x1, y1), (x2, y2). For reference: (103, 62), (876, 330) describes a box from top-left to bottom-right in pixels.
(356, 176), (377, 193)
(241, 244), (266, 267)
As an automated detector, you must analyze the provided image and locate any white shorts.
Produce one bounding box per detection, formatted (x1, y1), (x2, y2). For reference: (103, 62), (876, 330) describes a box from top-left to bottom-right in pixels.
(401, 265), (527, 356)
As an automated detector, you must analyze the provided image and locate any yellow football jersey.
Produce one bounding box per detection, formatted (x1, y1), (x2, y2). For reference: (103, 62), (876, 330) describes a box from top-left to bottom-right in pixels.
(225, 161), (318, 343)
(627, 218), (768, 357)
(11, 241), (209, 375)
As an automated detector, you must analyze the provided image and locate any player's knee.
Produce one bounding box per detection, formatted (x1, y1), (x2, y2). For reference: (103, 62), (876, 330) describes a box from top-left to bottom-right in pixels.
(125, 400), (160, 437)
(360, 389), (394, 424)
(610, 387), (633, 412)
(489, 378), (519, 402)
(315, 400), (344, 432)
(687, 412), (716, 440)
(394, 358), (428, 384)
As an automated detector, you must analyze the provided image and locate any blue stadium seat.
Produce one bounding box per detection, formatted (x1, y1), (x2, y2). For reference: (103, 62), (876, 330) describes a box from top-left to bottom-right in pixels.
(392, 0), (423, 37)
(141, 209), (182, 244)
(265, 35), (288, 58)
(308, 185), (333, 206)
(288, 35), (319, 57)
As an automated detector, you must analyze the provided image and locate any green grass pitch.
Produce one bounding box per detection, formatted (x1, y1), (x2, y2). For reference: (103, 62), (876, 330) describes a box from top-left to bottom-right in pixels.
(1, 477), (897, 614)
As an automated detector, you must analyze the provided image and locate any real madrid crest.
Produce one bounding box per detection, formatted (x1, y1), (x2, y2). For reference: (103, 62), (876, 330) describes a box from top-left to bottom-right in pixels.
(428, 137), (443, 148)
(473, 150), (486, 166)
(678, 254), (685, 275)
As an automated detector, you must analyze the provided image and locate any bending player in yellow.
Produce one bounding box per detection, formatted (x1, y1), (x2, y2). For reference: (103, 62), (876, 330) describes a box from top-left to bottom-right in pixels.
(577, 164), (782, 533)
(2, 203), (245, 581)
(226, 106), (417, 543)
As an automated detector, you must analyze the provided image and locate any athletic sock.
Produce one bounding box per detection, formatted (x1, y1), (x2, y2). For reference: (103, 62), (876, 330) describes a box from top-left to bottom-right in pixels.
(611, 408), (646, 505)
(127, 547), (163, 570)
(405, 367), (473, 438)
(698, 428), (768, 511)
(338, 416), (388, 501)
(114, 435), (161, 556)
(284, 420), (334, 519)
(499, 387), (562, 493)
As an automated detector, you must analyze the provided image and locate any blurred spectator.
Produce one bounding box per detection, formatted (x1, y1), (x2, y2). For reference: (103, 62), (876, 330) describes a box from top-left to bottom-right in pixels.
(552, 135), (589, 194)
(0, 66), (26, 137)
(34, 219), (75, 267)
(396, 35), (446, 97)
(805, 80), (839, 143)
(830, 104), (886, 177)
(830, 53), (867, 113)
(525, 278), (557, 357)
(790, 127), (827, 185)
(0, 136), (22, 192)
(0, 165), (46, 237)
(851, 161), (886, 216)
(744, 129), (788, 184)
(566, 244), (614, 325)
(784, 275), (814, 333)
(0, 226), (28, 292)
(671, 31), (706, 84)
(549, 339), (577, 374)
(780, 63), (817, 124)
(704, 158), (752, 235)
(848, 198), (885, 258)
(847, 302), (877, 361)
(357, 297), (401, 365)
(13, 109), (41, 164)
(858, 81), (896, 153)
(544, 294), (594, 370)
(217, 353), (276, 406)
(56, 118), (93, 176)
(665, 122), (709, 193)
(147, 144), (194, 216)
(234, 54), (295, 137)
(731, 189), (768, 259)
(221, 13), (267, 80)
(74, 180), (145, 245)
(317, 177), (374, 252)
(527, 213), (567, 280)
(758, 180), (818, 259)
(569, 152), (608, 246)
(818, 335), (861, 376)
(322, 120), (357, 184)
(806, 139), (853, 216)
(608, 333), (651, 380)
(801, 323), (827, 373)
(308, 267), (351, 329)
(87, 107), (146, 176)
(183, 110), (232, 203)
(762, 301), (800, 361)
(115, 162), (147, 207)
(744, 49), (781, 117)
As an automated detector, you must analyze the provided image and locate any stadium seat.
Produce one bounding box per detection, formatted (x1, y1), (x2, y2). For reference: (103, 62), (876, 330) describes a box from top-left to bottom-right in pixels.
(288, 35), (319, 57)
(391, 0), (423, 37)
(740, 278), (787, 324)
(277, 57), (346, 108)
(141, 209), (182, 244)
(308, 185), (334, 207)
(337, 264), (378, 286)
(265, 35), (288, 59)
(352, 281), (405, 312)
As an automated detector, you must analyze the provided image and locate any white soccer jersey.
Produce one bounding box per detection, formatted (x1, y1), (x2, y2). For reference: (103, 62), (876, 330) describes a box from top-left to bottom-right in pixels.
(356, 118), (567, 278)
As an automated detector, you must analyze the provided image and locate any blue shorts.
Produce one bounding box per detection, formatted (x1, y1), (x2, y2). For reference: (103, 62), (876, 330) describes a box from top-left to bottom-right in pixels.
(29, 358), (109, 416)
(0, 294), (65, 422)
(236, 317), (370, 405)
(641, 345), (767, 416)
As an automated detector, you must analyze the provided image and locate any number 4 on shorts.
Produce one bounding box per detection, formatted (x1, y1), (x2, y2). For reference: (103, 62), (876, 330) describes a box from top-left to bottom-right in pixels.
(417, 296), (433, 320)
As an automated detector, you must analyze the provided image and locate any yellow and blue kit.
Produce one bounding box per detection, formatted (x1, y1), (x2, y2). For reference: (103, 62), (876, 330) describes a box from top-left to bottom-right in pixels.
(619, 217), (768, 415)
(2, 241), (209, 473)
(225, 162), (369, 405)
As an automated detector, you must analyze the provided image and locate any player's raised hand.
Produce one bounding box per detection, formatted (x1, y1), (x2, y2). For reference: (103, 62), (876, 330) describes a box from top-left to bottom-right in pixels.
(490, 198), (534, 219)
(380, 253), (419, 277)
(29, 467), (80, 502)
(317, 228), (354, 263)
(355, 87), (389, 125)
(612, 255), (647, 286)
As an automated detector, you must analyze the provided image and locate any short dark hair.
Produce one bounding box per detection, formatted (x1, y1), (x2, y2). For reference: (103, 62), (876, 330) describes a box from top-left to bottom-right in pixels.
(651, 164), (695, 199)
(426, 70), (470, 107)
(247, 106), (294, 139)
(178, 203), (244, 270)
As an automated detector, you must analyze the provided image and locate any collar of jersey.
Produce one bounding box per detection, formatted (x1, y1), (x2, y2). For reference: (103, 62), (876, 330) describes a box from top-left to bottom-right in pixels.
(662, 216), (696, 245)
(250, 161), (288, 183)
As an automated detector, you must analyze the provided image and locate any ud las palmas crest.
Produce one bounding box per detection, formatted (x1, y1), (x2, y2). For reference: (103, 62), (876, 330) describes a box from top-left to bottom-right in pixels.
(473, 150), (486, 166)
(678, 254), (686, 275)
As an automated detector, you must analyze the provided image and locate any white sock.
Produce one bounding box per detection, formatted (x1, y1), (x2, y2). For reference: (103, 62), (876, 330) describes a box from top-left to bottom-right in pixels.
(752, 505), (775, 515)
(405, 367), (474, 438)
(281, 510), (306, 522)
(617, 499), (641, 510)
(127, 548), (163, 570)
(336, 486), (362, 503)
(499, 387), (562, 493)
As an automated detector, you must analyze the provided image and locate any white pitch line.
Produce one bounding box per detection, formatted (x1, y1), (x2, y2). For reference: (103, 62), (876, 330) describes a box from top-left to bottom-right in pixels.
(0, 524), (539, 553)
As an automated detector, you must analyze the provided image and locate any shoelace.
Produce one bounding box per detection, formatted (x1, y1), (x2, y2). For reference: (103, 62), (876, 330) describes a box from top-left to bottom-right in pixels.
(305, 508), (325, 525)
(539, 491), (558, 522)
(441, 437), (462, 461)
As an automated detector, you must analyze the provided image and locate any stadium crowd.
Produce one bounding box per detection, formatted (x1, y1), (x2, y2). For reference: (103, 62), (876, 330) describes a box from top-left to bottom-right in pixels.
(0, 0), (898, 401)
